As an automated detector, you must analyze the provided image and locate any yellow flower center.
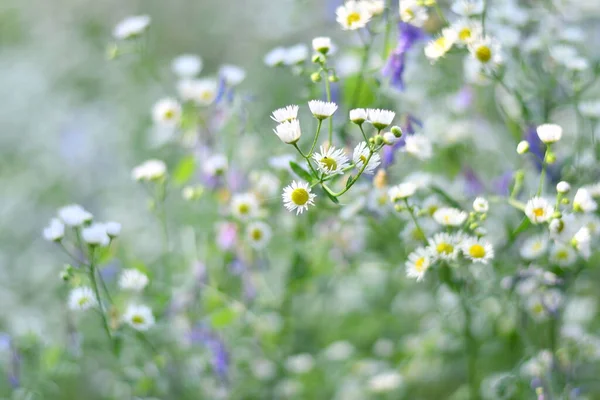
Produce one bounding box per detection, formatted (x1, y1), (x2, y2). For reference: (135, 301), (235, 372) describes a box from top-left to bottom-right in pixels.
(532, 303), (544, 314)
(475, 45), (492, 63)
(346, 12), (361, 26)
(556, 250), (569, 260)
(459, 28), (472, 42)
(132, 315), (145, 325)
(436, 242), (454, 255)
(359, 154), (368, 164)
(532, 242), (542, 251)
(413, 229), (425, 242)
(291, 188), (309, 206)
(78, 298), (89, 306)
(200, 91), (214, 102)
(403, 8), (415, 20)
(238, 203), (250, 215)
(434, 37), (448, 50)
(321, 156), (338, 171)
(415, 257), (426, 272)
(533, 207), (545, 217)
(163, 109), (175, 120)
(251, 229), (263, 241)
(469, 244), (486, 259)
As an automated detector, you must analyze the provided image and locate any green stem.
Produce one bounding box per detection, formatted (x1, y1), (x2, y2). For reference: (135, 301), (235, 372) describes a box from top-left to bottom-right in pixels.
(537, 148), (548, 196)
(324, 75), (333, 145)
(307, 119), (323, 157)
(359, 124), (370, 144)
(460, 291), (478, 399)
(404, 199), (427, 244)
(322, 147), (378, 197)
(88, 247), (114, 350)
(381, 0), (393, 60)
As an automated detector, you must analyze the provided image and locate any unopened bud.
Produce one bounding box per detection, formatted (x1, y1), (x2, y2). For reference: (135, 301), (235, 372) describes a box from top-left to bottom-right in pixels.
(328, 74), (339, 82)
(383, 131), (398, 145)
(311, 54), (325, 64)
(310, 72), (322, 83)
(391, 125), (403, 138)
(374, 135), (384, 146)
(556, 181), (570, 194)
(546, 152), (557, 164)
(516, 140), (530, 154)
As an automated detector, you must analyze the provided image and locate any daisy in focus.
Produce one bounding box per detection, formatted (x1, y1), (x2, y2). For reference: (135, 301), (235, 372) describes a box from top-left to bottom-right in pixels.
(312, 145), (350, 176)
(282, 181), (316, 215)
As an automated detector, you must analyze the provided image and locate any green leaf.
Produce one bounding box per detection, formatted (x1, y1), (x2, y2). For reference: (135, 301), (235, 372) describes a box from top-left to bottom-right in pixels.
(429, 185), (462, 209)
(323, 188), (340, 204)
(210, 307), (240, 329)
(511, 217), (531, 239)
(289, 161), (313, 182)
(173, 156), (196, 186)
(346, 175), (354, 188)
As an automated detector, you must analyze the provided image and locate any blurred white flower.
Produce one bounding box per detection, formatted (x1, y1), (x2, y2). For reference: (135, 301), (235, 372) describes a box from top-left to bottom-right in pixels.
(113, 15), (151, 40)
(203, 154), (228, 176)
(525, 197), (554, 224)
(104, 222), (121, 238)
(82, 223), (110, 246)
(271, 105), (299, 123)
(68, 287), (97, 311)
(152, 98), (181, 127)
(336, 1), (372, 30)
(573, 188), (597, 213)
(264, 47), (287, 67)
(461, 237), (494, 263)
(132, 159), (167, 181)
(220, 64), (246, 86)
(473, 197), (489, 212)
(119, 269), (149, 292)
(520, 235), (548, 260)
(312, 37), (333, 54)
(404, 135), (433, 160)
(388, 182), (417, 201)
(368, 371), (403, 393)
(428, 233), (460, 261)
(285, 353), (314, 374)
(171, 54), (203, 78)
(245, 221), (272, 249)
(451, 0), (484, 16)
(230, 193), (260, 220)
(400, 0), (428, 26)
(324, 340), (354, 361)
(406, 247), (432, 281)
(284, 44), (308, 65)
(433, 207), (468, 226)
(177, 78), (218, 105)
(58, 204), (93, 227)
(43, 218), (65, 241)
(123, 304), (155, 331)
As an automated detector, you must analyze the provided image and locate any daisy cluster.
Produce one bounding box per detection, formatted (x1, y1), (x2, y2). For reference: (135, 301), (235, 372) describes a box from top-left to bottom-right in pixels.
(26, 0), (600, 398)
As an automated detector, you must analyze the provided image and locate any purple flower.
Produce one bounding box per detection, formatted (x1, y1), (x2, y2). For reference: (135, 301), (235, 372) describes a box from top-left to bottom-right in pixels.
(525, 125), (560, 183)
(492, 170), (513, 196)
(189, 325), (230, 380)
(382, 23), (425, 90)
(463, 168), (485, 196)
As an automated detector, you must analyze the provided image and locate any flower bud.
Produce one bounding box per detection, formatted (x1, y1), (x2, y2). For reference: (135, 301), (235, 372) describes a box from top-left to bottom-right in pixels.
(546, 152), (557, 164)
(391, 125), (403, 138)
(556, 181), (570, 194)
(311, 53), (325, 64)
(516, 140), (529, 154)
(310, 72), (322, 83)
(383, 131), (398, 145)
(328, 74), (339, 82)
(374, 134), (384, 146)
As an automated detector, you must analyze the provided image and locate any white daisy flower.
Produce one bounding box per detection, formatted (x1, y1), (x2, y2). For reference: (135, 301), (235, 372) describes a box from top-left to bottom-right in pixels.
(451, 0), (484, 16)
(152, 97), (181, 127)
(312, 145), (350, 175)
(246, 221), (272, 250)
(308, 100), (338, 120)
(556, 181), (571, 194)
(336, 1), (372, 30)
(132, 159), (167, 182)
(461, 237), (494, 263)
(428, 232), (460, 261)
(274, 119), (302, 144)
(406, 247), (432, 281)
(573, 188), (597, 213)
(573, 227), (591, 259)
(550, 244), (577, 267)
(399, 0), (428, 27)
(271, 105), (299, 123)
(177, 78), (218, 105)
(349, 108), (368, 124)
(118, 269), (149, 292)
(404, 134), (433, 160)
(388, 182), (417, 202)
(104, 222), (121, 238)
(353, 142), (381, 174)
(536, 123), (563, 144)
(58, 204), (93, 227)
(284, 44), (309, 65)
(171, 54), (202, 78)
(520, 235), (548, 260)
(220, 64), (246, 86)
(285, 353), (315, 374)
(123, 304), (155, 331)
(451, 19), (482, 46)
(469, 36), (503, 71)
(203, 154), (228, 176)
(82, 223), (110, 247)
(549, 214), (577, 243)
(312, 37), (333, 54)
(424, 29), (457, 61)
(364, 0), (385, 16)
(43, 218), (65, 241)
(473, 197), (489, 213)
(282, 181), (316, 215)
(525, 197), (554, 224)
(231, 193), (260, 220)
(113, 15), (151, 40)
(433, 207), (468, 226)
(264, 47), (287, 67)
(68, 287), (97, 311)
(368, 371), (404, 393)
(367, 108), (395, 130)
